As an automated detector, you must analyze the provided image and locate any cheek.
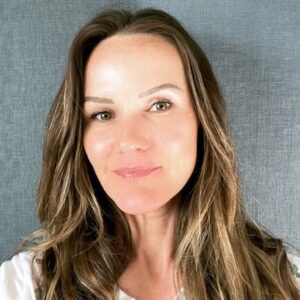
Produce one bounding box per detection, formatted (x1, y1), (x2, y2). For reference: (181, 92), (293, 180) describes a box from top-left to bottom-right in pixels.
(83, 128), (113, 167)
(163, 114), (198, 180)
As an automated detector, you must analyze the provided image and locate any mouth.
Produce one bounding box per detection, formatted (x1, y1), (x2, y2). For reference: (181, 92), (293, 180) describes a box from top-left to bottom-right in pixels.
(114, 166), (161, 179)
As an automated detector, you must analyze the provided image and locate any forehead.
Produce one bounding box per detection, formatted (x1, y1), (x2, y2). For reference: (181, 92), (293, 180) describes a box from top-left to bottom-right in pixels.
(84, 33), (187, 87)
(89, 33), (181, 62)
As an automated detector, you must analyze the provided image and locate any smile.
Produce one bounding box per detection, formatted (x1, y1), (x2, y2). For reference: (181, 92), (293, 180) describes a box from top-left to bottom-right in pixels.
(114, 167), (161, 179)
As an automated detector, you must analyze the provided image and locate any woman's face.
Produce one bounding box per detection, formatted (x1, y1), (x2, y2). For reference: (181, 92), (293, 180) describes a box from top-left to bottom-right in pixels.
(83, 33), (198, 215)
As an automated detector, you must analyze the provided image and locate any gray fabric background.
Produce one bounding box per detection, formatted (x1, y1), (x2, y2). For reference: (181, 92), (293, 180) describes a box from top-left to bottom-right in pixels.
(0, 0), (299, 263)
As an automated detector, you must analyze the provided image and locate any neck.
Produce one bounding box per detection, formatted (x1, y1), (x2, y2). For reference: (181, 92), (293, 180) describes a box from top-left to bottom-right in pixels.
(125, 195), (180, 275)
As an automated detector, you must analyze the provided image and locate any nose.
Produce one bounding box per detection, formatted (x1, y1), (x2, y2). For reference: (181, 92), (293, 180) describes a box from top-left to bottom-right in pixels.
(116, 115), (150, 153)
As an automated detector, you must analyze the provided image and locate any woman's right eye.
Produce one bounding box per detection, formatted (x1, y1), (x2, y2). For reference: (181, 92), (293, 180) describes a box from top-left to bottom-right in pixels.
(91, 111), (112, 121)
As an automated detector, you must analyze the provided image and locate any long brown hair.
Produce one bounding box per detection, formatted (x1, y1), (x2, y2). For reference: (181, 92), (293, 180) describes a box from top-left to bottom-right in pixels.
(22, 8), (300, 299)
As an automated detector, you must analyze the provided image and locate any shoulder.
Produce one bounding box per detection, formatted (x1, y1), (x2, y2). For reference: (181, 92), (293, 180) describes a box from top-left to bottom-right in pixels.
(0, 251), (42, 299)
(287, 251), (300, 286)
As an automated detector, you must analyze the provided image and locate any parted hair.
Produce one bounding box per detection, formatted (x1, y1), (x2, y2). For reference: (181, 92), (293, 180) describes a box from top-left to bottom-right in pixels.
(21, 7), (300, 299)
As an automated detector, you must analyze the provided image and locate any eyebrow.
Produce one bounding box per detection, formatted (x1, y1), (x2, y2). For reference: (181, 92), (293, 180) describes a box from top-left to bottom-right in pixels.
(84, 83), (181, 103)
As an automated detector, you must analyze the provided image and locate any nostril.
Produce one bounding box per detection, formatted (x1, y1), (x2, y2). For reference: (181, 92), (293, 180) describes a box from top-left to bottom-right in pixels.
(118, 141), (148, 152)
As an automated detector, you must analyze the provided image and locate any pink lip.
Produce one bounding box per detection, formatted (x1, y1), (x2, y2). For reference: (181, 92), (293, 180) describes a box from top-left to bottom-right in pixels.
(114, 166), (161, 179)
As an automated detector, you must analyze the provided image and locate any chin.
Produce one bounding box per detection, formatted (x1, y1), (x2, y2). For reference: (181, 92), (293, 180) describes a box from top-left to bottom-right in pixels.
(112, 194), (179, 216)
(113, 200), (160, 216)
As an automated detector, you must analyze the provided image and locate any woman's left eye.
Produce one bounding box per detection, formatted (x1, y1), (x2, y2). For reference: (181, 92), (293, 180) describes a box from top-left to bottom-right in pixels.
(149, 100), (172, 112)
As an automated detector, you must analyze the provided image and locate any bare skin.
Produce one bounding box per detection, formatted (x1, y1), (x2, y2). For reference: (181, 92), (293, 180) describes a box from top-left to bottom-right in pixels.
(83, 33), (198, 299)
(117, 196), (181, 300)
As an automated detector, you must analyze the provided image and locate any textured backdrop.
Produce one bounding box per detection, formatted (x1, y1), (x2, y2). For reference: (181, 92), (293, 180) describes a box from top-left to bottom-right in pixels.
(1, 0), (299, 263)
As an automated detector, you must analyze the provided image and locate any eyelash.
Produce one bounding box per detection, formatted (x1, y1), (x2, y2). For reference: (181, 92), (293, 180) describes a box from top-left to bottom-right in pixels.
(89, 99), (173, 121)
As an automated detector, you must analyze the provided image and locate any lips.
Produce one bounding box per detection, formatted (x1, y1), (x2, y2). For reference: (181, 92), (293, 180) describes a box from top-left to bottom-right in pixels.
(114, 166), (160, 179)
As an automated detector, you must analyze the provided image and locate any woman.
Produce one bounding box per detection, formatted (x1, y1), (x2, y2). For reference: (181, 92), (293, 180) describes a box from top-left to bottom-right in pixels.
(0, 7), (300, 300)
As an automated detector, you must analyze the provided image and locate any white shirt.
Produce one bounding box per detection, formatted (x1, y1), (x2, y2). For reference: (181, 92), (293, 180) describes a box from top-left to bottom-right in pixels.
(0, 251), (299, 299)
